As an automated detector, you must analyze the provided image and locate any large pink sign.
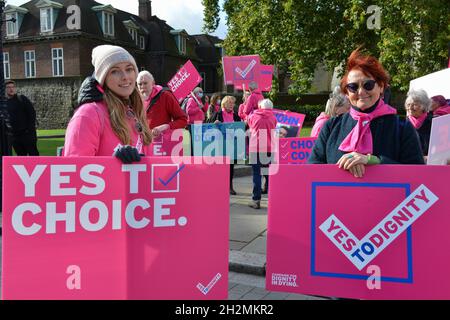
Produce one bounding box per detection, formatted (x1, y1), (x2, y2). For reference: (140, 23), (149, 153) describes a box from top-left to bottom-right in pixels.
(266, 165), (450, 299)
(278, 138), (316, 164)
(222, 55), (261, 89)
(259, 65), (274, 92)
(427, 114), (450, 165)
(2, 157), (228, 300)
(167, 60), (203, 103)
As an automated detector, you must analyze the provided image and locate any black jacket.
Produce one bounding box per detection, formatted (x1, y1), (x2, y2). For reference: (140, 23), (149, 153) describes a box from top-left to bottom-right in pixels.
(411, 112), (433, 156)
(77, 76), (103, 108)
(308, 112), (425, 165)
(6, 94), (37, 136)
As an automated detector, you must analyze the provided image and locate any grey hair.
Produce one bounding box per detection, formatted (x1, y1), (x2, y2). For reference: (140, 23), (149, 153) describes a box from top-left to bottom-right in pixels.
(193, 87), (203, 94)
(258, 99), (273, 109)
(325, 86), (349, 117)
(405, 89), (431, 112)
(249, 81), (259, 91)
(137, 70), (154, 83)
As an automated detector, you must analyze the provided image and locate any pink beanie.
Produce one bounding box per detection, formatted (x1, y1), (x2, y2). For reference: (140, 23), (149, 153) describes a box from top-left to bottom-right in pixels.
(91, 45), (138, 86)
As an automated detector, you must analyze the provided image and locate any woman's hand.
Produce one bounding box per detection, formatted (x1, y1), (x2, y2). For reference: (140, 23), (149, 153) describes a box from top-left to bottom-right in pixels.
(152, 124), (170, 137)
(337, 152), (369, 178)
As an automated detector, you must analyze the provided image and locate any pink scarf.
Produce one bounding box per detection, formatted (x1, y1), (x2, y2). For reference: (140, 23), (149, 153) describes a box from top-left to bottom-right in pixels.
(222, 108), (235, 123)
(339, 99), (397, 154)
(407, 112), (428, 129)
(434, 105), (450, 117)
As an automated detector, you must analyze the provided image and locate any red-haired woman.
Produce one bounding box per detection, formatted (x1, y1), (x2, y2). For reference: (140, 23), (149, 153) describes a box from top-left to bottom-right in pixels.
(308, 49), (424, 177)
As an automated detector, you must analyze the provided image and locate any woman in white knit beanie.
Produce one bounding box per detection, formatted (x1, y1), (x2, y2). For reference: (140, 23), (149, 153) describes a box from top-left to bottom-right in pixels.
(64, 45), (152, 163)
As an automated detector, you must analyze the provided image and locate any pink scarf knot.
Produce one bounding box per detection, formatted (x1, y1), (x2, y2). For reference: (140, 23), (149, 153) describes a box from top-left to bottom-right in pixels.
(407, 112), (428, 129)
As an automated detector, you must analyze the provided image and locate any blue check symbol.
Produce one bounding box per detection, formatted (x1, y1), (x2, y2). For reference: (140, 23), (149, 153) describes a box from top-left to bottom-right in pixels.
(158, 164), (186, 186)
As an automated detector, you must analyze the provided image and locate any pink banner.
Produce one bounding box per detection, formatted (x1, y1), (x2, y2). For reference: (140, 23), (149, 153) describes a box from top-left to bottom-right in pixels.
(222, 55), (261, 89)
(259, 65), (274, 92)
(148, 130), (183, 157)
(167, 60), (203, 103)
(2, 157), (228, 300)
(267, 164), (450, 299)
(427, 114), (450, 165)
(278, 138), (316, 164)
(272, 109), (306, 138)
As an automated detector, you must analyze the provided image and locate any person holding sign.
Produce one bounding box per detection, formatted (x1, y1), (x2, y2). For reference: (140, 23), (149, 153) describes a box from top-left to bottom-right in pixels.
(431, 95), (450, 117)
(208, 96), (242, 195)
(247, 99), (277, 209)
(186, 87), (208, 124)
(243, 81), (264, 120)
(405, 89), (433, 157)
(238, 90), (251, 121)
(311, 86), (350, 138)
(137, 71), (187, 137)
(64, 45), (152, 163)
(308, 49), (424, 177)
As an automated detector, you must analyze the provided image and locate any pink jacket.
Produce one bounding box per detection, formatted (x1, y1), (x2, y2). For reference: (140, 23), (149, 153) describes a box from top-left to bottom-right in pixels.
(247, 109), (277, 153)
(186, 97), (205, 124)
(64, 101), (150, 156)
(238, 103), (246, 121)
(310, 112), (330, 138)
(243, 90), (264, 118)
(433, 105), (450, 117)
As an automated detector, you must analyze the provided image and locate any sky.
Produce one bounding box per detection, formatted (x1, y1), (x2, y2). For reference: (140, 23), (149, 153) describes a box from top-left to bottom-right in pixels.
(5, 0), (228, 39)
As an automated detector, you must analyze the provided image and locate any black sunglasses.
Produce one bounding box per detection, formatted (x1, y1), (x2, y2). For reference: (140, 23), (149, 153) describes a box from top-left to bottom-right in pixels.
(345, 80), (377, 93)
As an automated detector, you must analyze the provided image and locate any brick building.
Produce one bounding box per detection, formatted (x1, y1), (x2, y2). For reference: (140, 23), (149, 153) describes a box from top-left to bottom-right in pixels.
(2, 0), (223, 128)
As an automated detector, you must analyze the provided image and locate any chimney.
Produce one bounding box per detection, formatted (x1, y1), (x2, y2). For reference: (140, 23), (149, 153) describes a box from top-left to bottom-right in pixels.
(139, 0), (152, 21)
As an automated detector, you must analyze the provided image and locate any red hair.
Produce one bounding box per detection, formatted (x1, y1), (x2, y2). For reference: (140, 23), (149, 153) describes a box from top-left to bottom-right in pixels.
(340, 49), (390, 94)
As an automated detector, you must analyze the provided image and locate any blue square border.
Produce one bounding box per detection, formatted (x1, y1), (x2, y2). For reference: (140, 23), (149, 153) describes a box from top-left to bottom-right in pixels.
(311, 182), (413, 284)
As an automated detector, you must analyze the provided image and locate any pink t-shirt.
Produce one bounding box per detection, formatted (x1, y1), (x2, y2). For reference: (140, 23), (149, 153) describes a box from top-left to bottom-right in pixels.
(64, 101), (150, 156)
(186, 97), (205, 124)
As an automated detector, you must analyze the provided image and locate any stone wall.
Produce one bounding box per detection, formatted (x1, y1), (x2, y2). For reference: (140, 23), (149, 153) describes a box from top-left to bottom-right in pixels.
(14, 77), (83, 130)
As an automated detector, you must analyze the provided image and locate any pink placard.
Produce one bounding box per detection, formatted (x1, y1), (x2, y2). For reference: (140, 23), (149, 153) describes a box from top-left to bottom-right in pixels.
(222, 55), (261, 89)
(427, 114), (450, 165)
(148, 130), (183, 157)
(2, 157), (228, 300)
(259, 65), (274, 92)
(266, 164), (450, 299)
(167, 60), (203, 103)
(272, 109), (306, 138)
(278, 138), (316, 164)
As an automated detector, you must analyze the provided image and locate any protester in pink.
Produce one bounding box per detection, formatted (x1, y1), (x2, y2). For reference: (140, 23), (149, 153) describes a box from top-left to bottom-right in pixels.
(186, 87), (208, 124)
(238, 90), (251, 121)
(243, 81), (264, 119)
(64, 45), (153, 163)
(431, 95), (450, 117)
(311, 86), (350, 138)
(247, 99), (277, 209)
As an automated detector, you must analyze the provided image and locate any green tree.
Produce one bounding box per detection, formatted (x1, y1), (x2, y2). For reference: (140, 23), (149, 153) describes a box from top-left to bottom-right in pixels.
(203, 0), (450, 95)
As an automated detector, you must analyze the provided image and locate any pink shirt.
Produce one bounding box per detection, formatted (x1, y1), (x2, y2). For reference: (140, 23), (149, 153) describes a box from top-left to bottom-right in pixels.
(243, 90), (264, 118)
(186, 97), (205, 124)
(64, 101), (150, 156)
(238, 103), (246, 121)
(247, 109), (277, 153)
(310, 112), (330, 138)
(222, 108), (235, 123)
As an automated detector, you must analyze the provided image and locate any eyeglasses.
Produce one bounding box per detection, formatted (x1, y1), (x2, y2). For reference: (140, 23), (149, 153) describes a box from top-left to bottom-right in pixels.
(126, 108), (143, 133)
(345, 80), (377, 93)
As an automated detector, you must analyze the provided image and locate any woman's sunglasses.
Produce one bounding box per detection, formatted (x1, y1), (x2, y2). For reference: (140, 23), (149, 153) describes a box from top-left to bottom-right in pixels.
(345, 80), (377, 93)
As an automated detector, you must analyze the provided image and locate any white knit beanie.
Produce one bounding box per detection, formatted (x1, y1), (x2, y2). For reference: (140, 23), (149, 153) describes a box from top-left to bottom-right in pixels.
(91, 45), (139, 86)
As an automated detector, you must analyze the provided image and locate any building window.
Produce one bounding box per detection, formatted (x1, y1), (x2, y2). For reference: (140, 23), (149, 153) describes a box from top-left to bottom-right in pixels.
(6, 13), (18, 37)
(139, 36), (145, 50)
(176, 35), (186, 55)
(24, 50), (36, 78)
(40, 8), (53, 32)
(3, 53), (10, 79)
(52, 48), (64, 77)
(102, 12), (114, 36)
(128, 28), (138, 43)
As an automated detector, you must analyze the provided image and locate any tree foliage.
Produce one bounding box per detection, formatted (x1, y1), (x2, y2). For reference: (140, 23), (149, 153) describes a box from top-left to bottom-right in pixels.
(203, 0), (450, 95)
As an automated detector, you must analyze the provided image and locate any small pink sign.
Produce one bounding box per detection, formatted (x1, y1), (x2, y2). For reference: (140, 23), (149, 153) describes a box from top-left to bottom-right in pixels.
(2, 157), (229, 300)
(167, 60), (203, 103)
(222, 55), (261, 89)
(266, 164), (450, 299)
(259, 65), (274, 92)
(278, 138), (316, 164)
(427, 114), (450, 165)
(272, 109), (306, 138)
(148, 130), (183, 157)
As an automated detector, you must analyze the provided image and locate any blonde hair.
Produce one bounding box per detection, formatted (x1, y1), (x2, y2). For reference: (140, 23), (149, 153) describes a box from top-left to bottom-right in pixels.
(221, 95), (236, 109)
(103, 86), (152, 145)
